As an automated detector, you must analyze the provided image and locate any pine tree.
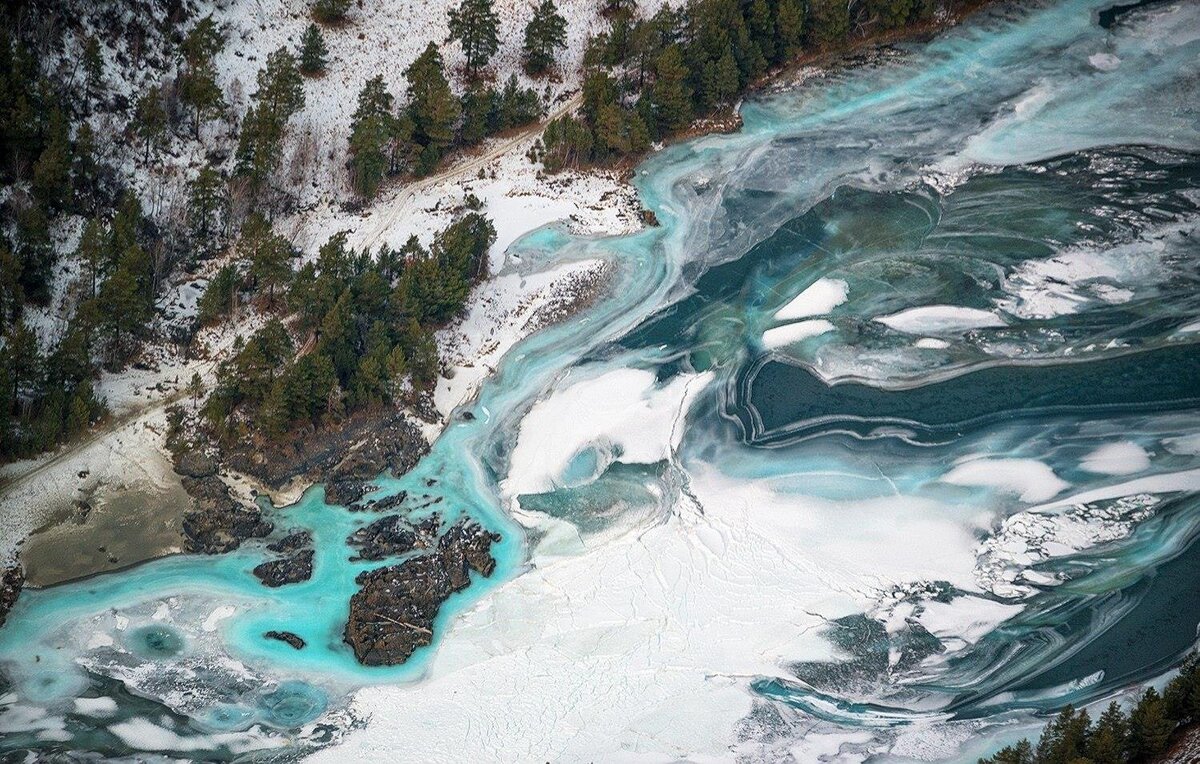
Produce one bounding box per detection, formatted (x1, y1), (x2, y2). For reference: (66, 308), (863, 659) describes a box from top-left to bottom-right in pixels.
(311, 0), (351, 25)
(298, 24), (328, 75)
(179, 16), (226, 139)
(1033, 706), (1090, 764)
(460, 85), (497, 145)
(77, 218), (106, 298)
(1128, 688), (1174, 758)
(133, 84), (167, 162)
(713, 45), (740, 105)
(448, 0), (500, 80)
(348, 75), (396, 198)
(1086, 702), (1128, 764)
(187, 165), (229, 260)
(496, 73), (541, 129)
(776, 0), (805, 61)
(82, 35), (104, 110)
(523, 0), (568, 76)
(977, 738), (1033, 764)
(32, 109), (72, 210)
(256, 47), (305, 123)
(748, 0), (776, 63)
(868, 0), (916, 30)
(3, 322), (40, 404)
(236, 48), (305, 194)
(240, 213), (292, 306)
(405, 43), (459, 173)
(806, 0), (850, 49)
(651, 44), (693, 134)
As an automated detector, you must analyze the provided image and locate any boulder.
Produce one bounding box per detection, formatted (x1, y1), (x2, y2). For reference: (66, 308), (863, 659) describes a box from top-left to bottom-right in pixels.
(253, 550), (315, 587)
(264, 630), (306, 649)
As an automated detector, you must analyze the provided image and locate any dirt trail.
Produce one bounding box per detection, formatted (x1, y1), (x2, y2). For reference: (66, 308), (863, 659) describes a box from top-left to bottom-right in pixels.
(1, 94), (583, 503)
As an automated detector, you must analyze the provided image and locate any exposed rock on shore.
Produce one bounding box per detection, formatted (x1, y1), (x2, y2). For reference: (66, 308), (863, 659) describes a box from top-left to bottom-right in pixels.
(343, 519), (501, 666)
(223, 411), (429, 508)
(179, 473), (272, 554)
(0, 565), (24, 628)
(253, 549), (315, 587)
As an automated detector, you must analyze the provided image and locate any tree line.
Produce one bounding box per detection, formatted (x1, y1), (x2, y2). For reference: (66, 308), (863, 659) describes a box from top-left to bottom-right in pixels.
(979, 655), (1200, 764)
(537, 0), (947, 171)
(202, 212), (495, 441)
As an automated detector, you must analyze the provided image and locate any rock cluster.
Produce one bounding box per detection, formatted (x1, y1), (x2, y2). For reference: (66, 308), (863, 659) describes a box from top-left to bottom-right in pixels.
(0, 565), (24, 628)
(343, 520), (501, 666)
(176, 450), (272, 554)
(264, 630), (306, 649)
(253, 549), (315, 587)
(347, 514), (440, 561)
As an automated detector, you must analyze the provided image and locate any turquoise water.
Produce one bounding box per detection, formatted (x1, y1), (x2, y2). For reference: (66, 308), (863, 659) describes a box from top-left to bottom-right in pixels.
(3, 0), (1200, 759)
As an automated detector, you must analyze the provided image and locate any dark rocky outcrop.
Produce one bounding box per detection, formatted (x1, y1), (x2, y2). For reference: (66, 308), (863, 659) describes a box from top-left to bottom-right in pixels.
(264, 630), (306, 649)
(177, 465), (272, 555)
(438, 519), (502, 589)
(343, 520), (501, 666)
(253, 550), (315, 587)
(349, 491), (407, 513)
(181, 475), (273, 554)
(347, 515), (425, 561)
(175, 451), (218, 479)
(0, 565), (24, 628)
(267, 531), (313, 554)
(222, 411), (429, 509)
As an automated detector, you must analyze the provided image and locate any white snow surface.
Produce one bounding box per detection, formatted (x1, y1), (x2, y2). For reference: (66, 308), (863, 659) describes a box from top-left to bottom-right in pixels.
(762, 318), (836, 349)
(313, 464), (993, 763)
(773, 277), (849, 321)
(504, 368), (713, 497)
(942, 457), (1070, 503)
(1080, 442), (1152, 475)
(875, 305), (1007, 334)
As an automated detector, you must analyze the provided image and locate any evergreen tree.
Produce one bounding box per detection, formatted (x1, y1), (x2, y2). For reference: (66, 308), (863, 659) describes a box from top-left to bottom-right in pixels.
(1086, 702), (1128, 764)
(713, 45), (740, 105)
(77, 218), (106, 298)
(806, 0), (851, 49)
(523, 0), (568, 76)
(747, 0), (776, 63)
(187, 165), (229, 260)
(448, 0), (500, 80)
(236, 48), (305, 194)
(240, 213), (292, 306)
(868, 0), (916, 30)
(977, 738), (1033, 764)
(311, 0), (351, 25)
(405, 44), (459, 174)
(198, 263), (240, 324)
(460, 85), (496, 146)
(3, 322), (40, 404)
(133, 84), (167, 162)
(1033, 706), (1090, 764)
(776, 0), (806, 60)
(348, 75), (397, 198)
(651, 44), (693, 134)
(179, 17), (226, 139)
(32, 109), (72, 210)
(495, 73), (541, 130)
(298, 24), (328, 75)
(82, 35), (104, 110)
(1128, 688), (1174, 758)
